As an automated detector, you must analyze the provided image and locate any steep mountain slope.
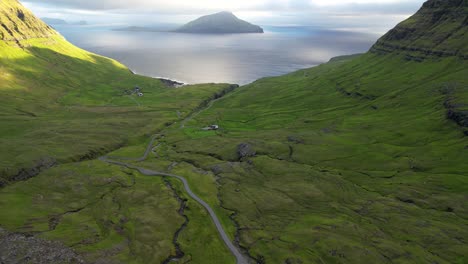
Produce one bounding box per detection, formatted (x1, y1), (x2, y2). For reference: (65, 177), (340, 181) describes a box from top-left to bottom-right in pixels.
(0, 0), (238, 263)
(0, 0), (57, 41)
(0, 0), (234, 186)
(174, 11), (264, 34)
(371, 0), (468, 58)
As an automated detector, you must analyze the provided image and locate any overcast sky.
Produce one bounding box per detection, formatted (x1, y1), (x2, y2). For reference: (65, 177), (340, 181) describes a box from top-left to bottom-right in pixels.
(23, 0), (427, 33)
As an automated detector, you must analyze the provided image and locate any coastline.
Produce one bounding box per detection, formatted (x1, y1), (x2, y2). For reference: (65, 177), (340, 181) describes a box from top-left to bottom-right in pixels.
(155, 77), (186, 88)
(129, 69), (186, 88)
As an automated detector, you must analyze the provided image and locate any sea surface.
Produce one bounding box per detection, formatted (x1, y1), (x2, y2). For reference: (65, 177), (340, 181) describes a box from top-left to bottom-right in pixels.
(54, 25), (380, 85)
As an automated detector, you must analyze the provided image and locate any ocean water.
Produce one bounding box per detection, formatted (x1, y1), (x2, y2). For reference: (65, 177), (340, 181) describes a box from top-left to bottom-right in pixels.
(54, 25), (380, 85)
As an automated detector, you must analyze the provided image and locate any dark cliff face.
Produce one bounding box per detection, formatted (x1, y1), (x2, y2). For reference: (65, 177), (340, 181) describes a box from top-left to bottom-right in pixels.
(371, 0), (468, 58)
(0, 0), (57, 42)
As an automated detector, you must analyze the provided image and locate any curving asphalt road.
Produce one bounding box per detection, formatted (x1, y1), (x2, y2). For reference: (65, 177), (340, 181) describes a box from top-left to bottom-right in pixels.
(100, 141), (248, 264)
(100, 89), (247, 263)
(105, 134), (160, 162)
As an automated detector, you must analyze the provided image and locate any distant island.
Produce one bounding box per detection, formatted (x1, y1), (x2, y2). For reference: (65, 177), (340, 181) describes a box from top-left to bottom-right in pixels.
(114, 12), (263, 34)
(41, 17), (87, 26)
(113, 26), (161, 32)
(41, 17), (67, 25)
(174, 11), (263, 34)
(73, 20), (87, 26)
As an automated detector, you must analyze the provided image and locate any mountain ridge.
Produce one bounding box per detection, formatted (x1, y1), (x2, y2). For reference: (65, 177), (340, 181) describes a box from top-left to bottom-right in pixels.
(0, 0), (57, 42)
(371, 0), (468, 59)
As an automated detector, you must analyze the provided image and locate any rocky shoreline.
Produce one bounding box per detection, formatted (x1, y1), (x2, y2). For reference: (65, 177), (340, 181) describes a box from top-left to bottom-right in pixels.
(157, 78), (185, 88)
(128, 69), (186, 88)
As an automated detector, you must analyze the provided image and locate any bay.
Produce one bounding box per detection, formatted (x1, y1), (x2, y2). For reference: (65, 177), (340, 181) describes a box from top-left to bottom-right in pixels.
(54, 25), (379, 85)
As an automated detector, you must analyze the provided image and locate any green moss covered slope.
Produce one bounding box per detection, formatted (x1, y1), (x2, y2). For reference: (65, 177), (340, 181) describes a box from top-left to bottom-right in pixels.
(0, 0), (57, 41)
(371, 0), (468, 58)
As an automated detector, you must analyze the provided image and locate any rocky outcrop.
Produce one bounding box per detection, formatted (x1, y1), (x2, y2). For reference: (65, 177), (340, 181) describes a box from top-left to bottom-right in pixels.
(0, 227), (84, 264)
(447, 109), (468, 127)
(445, 101), (468, 132)
(237, 143), (256, 160)
(157, 78), (185, 88)
(370, 0), (468, 59)
(441, 83), (468, 133)
(10, 157), (57, 183)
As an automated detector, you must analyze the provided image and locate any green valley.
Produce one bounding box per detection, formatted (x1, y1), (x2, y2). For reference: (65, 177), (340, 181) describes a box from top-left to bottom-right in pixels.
(0, 0), (467, 263)
(0, 0), (237, 263)
(0, 0), (234, 185)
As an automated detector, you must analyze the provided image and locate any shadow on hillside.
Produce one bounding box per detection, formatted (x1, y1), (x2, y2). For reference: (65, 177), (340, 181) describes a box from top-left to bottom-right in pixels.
(27, 45), (133, 85)
(1, 45), (142, 105)
(0, 45), (154, 184)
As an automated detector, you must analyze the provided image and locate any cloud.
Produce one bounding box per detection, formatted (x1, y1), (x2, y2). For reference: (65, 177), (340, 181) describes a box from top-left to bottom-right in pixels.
(21, 0), (426, 30)
(22, 0), (424, 13)
(328, 1), (423, 15)
(23, 0), (267, 12)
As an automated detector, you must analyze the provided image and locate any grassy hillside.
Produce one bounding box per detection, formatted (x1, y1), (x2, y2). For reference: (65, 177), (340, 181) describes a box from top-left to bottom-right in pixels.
(0, 0), (237, 262)
(0, 0), (467, 263)
(371, 0), (468, 58)
(0, 1), (235, 186)
(109, 0), (467, 263)
(150, 53), (467, 263)
(0, 0), (57, 41)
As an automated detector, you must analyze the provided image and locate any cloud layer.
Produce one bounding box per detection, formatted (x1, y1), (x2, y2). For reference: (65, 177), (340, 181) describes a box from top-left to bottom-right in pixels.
(24, 0), (424, 12)
(22, 0), (426, 32)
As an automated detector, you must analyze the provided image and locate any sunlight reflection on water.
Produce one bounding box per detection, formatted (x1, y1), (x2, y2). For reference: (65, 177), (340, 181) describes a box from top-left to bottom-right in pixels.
(56, 25), (379, 85)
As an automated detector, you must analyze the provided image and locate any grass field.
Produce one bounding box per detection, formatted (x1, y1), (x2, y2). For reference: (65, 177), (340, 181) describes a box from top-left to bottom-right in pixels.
(0, 0), (467, 263)
(0, 159), (236, 263)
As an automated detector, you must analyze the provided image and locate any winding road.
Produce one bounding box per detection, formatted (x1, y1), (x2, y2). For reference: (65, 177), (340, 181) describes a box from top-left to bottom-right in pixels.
(104, 134), (160, 162)
(99, 86), (249, 264)
(99, 156), (247, 264)
(99, 90), (248, 264)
